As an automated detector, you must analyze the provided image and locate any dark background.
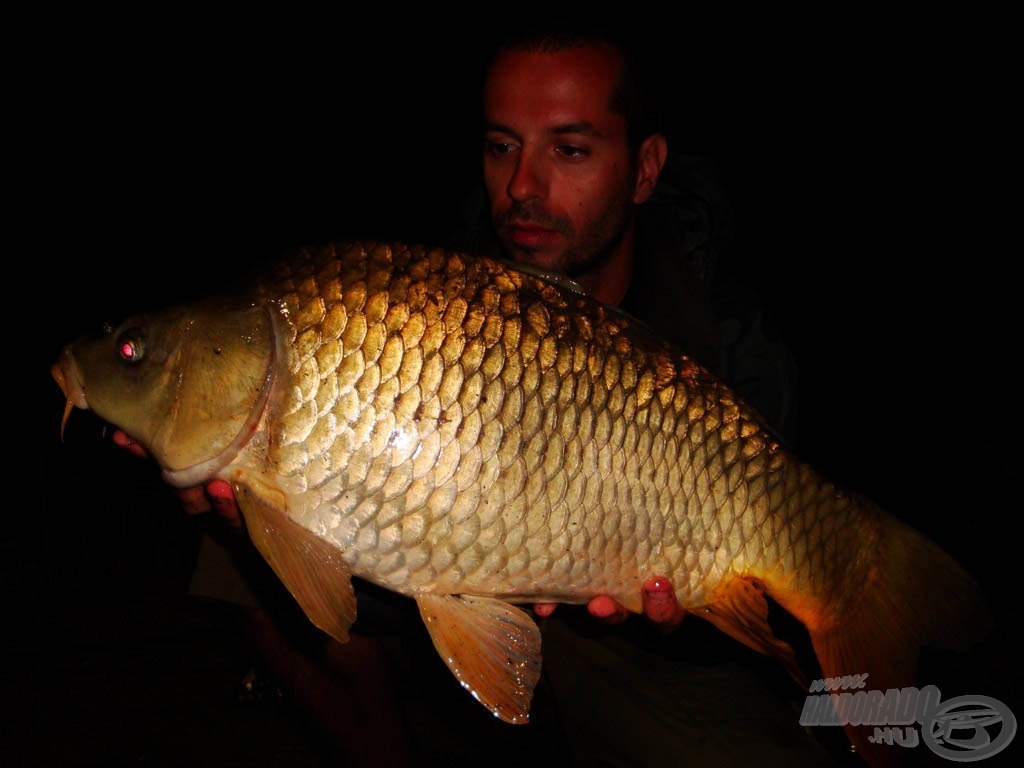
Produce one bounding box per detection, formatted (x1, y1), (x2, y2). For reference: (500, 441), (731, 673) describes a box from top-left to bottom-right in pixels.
(15, 15), (1021, 767)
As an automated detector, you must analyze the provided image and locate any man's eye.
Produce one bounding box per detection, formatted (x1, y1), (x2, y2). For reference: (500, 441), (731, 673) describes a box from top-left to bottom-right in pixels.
(556, 145), (588, 159)
(485, 141), (515, 156)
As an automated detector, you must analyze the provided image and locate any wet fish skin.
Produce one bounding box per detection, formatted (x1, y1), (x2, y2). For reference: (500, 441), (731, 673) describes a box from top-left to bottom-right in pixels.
(52, 240), (989, 764)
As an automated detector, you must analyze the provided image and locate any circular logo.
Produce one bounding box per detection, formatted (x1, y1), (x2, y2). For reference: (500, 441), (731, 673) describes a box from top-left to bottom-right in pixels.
(922, 695), (1016, 762)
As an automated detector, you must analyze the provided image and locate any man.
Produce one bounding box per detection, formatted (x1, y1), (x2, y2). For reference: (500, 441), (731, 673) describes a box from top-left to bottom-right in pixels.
(117, 23), (833, 767)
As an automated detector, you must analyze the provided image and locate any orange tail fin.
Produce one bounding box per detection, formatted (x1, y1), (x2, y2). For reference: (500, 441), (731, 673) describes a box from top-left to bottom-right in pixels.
(807, 517), (992, 766)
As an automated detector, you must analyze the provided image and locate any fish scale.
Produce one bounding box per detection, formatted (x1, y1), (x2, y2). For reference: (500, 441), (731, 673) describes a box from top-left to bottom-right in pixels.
(52, 239), (990, 764)
(305, 245), (872, 623)
(271, 242), (750, 603)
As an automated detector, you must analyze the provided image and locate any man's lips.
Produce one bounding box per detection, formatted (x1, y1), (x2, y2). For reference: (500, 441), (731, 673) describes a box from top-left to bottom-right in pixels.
(505, 223), (558, 247)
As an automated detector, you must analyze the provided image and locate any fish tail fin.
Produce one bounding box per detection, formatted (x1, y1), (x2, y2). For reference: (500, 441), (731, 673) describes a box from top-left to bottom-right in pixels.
(807, 516), (992, 765)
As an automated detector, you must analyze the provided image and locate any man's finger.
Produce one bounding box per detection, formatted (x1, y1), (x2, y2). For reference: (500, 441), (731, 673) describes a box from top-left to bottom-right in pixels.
(112, 429), (148, 459)
(178, 485), (212, 515)
(641, 577), (686, 628)
(587, 595), (628, 624)
(206, 479), (242, 527)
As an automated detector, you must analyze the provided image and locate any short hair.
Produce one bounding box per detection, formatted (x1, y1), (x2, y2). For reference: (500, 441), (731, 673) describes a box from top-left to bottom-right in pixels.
(486, 21), (665, 150)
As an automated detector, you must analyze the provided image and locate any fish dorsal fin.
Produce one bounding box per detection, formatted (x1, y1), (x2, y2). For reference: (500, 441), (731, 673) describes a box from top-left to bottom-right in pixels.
(700, 577), (807, 689)
(234, 480), (356, 645)
(416, 594), (542, 724)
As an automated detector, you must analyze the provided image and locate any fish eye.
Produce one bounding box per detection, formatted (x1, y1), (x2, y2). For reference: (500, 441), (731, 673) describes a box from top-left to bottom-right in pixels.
(116, 328), (146, 364)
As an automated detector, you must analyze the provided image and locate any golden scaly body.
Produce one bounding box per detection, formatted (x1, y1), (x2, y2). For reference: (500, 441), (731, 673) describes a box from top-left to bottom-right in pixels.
(52, 240), (986, 764)
(264, 241), (870, 626)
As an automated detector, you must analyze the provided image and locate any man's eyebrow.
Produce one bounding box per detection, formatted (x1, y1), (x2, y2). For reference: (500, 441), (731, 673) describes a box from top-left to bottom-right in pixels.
(483, 120), (605, 139)
(484, 120), (518, 136)
(550, 122), (603, 138)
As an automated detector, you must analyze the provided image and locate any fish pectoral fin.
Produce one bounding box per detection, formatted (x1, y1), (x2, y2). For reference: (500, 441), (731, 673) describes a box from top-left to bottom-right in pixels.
(234, 481), (356, 645)
(700, 577), (806, 689)
(416, 594), (541, 725)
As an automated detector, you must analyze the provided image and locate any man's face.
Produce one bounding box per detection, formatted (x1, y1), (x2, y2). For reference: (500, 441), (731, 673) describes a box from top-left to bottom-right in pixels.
(482, 44), (639, 277)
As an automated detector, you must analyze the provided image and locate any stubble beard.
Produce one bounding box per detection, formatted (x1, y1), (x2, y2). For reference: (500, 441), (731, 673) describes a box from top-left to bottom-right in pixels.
(495, 184), (635, 279)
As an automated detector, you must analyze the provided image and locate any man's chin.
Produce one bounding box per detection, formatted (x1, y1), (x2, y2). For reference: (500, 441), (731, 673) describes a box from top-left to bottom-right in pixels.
(501, 239), (563, 272)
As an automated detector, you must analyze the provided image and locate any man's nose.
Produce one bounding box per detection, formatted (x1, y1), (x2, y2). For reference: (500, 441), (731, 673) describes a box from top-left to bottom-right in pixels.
(507, 151), (545, 202)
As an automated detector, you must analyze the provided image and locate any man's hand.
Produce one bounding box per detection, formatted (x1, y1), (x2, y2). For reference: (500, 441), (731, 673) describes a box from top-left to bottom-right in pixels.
(113, 430), (242, 527)
(534, 577), (686, 628)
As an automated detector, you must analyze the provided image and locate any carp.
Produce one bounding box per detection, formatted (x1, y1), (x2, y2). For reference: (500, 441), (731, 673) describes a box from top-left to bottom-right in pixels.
(51, 240), (989, 764)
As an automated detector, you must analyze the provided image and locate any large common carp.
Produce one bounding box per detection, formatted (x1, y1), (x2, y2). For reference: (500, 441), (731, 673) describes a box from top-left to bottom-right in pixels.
(51, 240), (989, 765)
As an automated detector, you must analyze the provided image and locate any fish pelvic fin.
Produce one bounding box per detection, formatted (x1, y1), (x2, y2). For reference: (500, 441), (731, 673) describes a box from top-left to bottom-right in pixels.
(416, 594), (542, 725)
(699, 576), (807, 689)
(808, 516), (992, 766)
(234, 479), (357, 645)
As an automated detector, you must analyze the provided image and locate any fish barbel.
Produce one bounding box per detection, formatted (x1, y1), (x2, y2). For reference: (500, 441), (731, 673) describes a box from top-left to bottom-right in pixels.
(51, 240), (989, 763)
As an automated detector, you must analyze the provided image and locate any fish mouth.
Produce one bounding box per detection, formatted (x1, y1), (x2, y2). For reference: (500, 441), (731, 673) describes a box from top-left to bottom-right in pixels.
(52, 347), (89, 440)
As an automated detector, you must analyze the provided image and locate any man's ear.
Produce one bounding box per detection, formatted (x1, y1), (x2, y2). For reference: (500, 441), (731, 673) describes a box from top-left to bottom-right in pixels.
(633, 133), (668, 204)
